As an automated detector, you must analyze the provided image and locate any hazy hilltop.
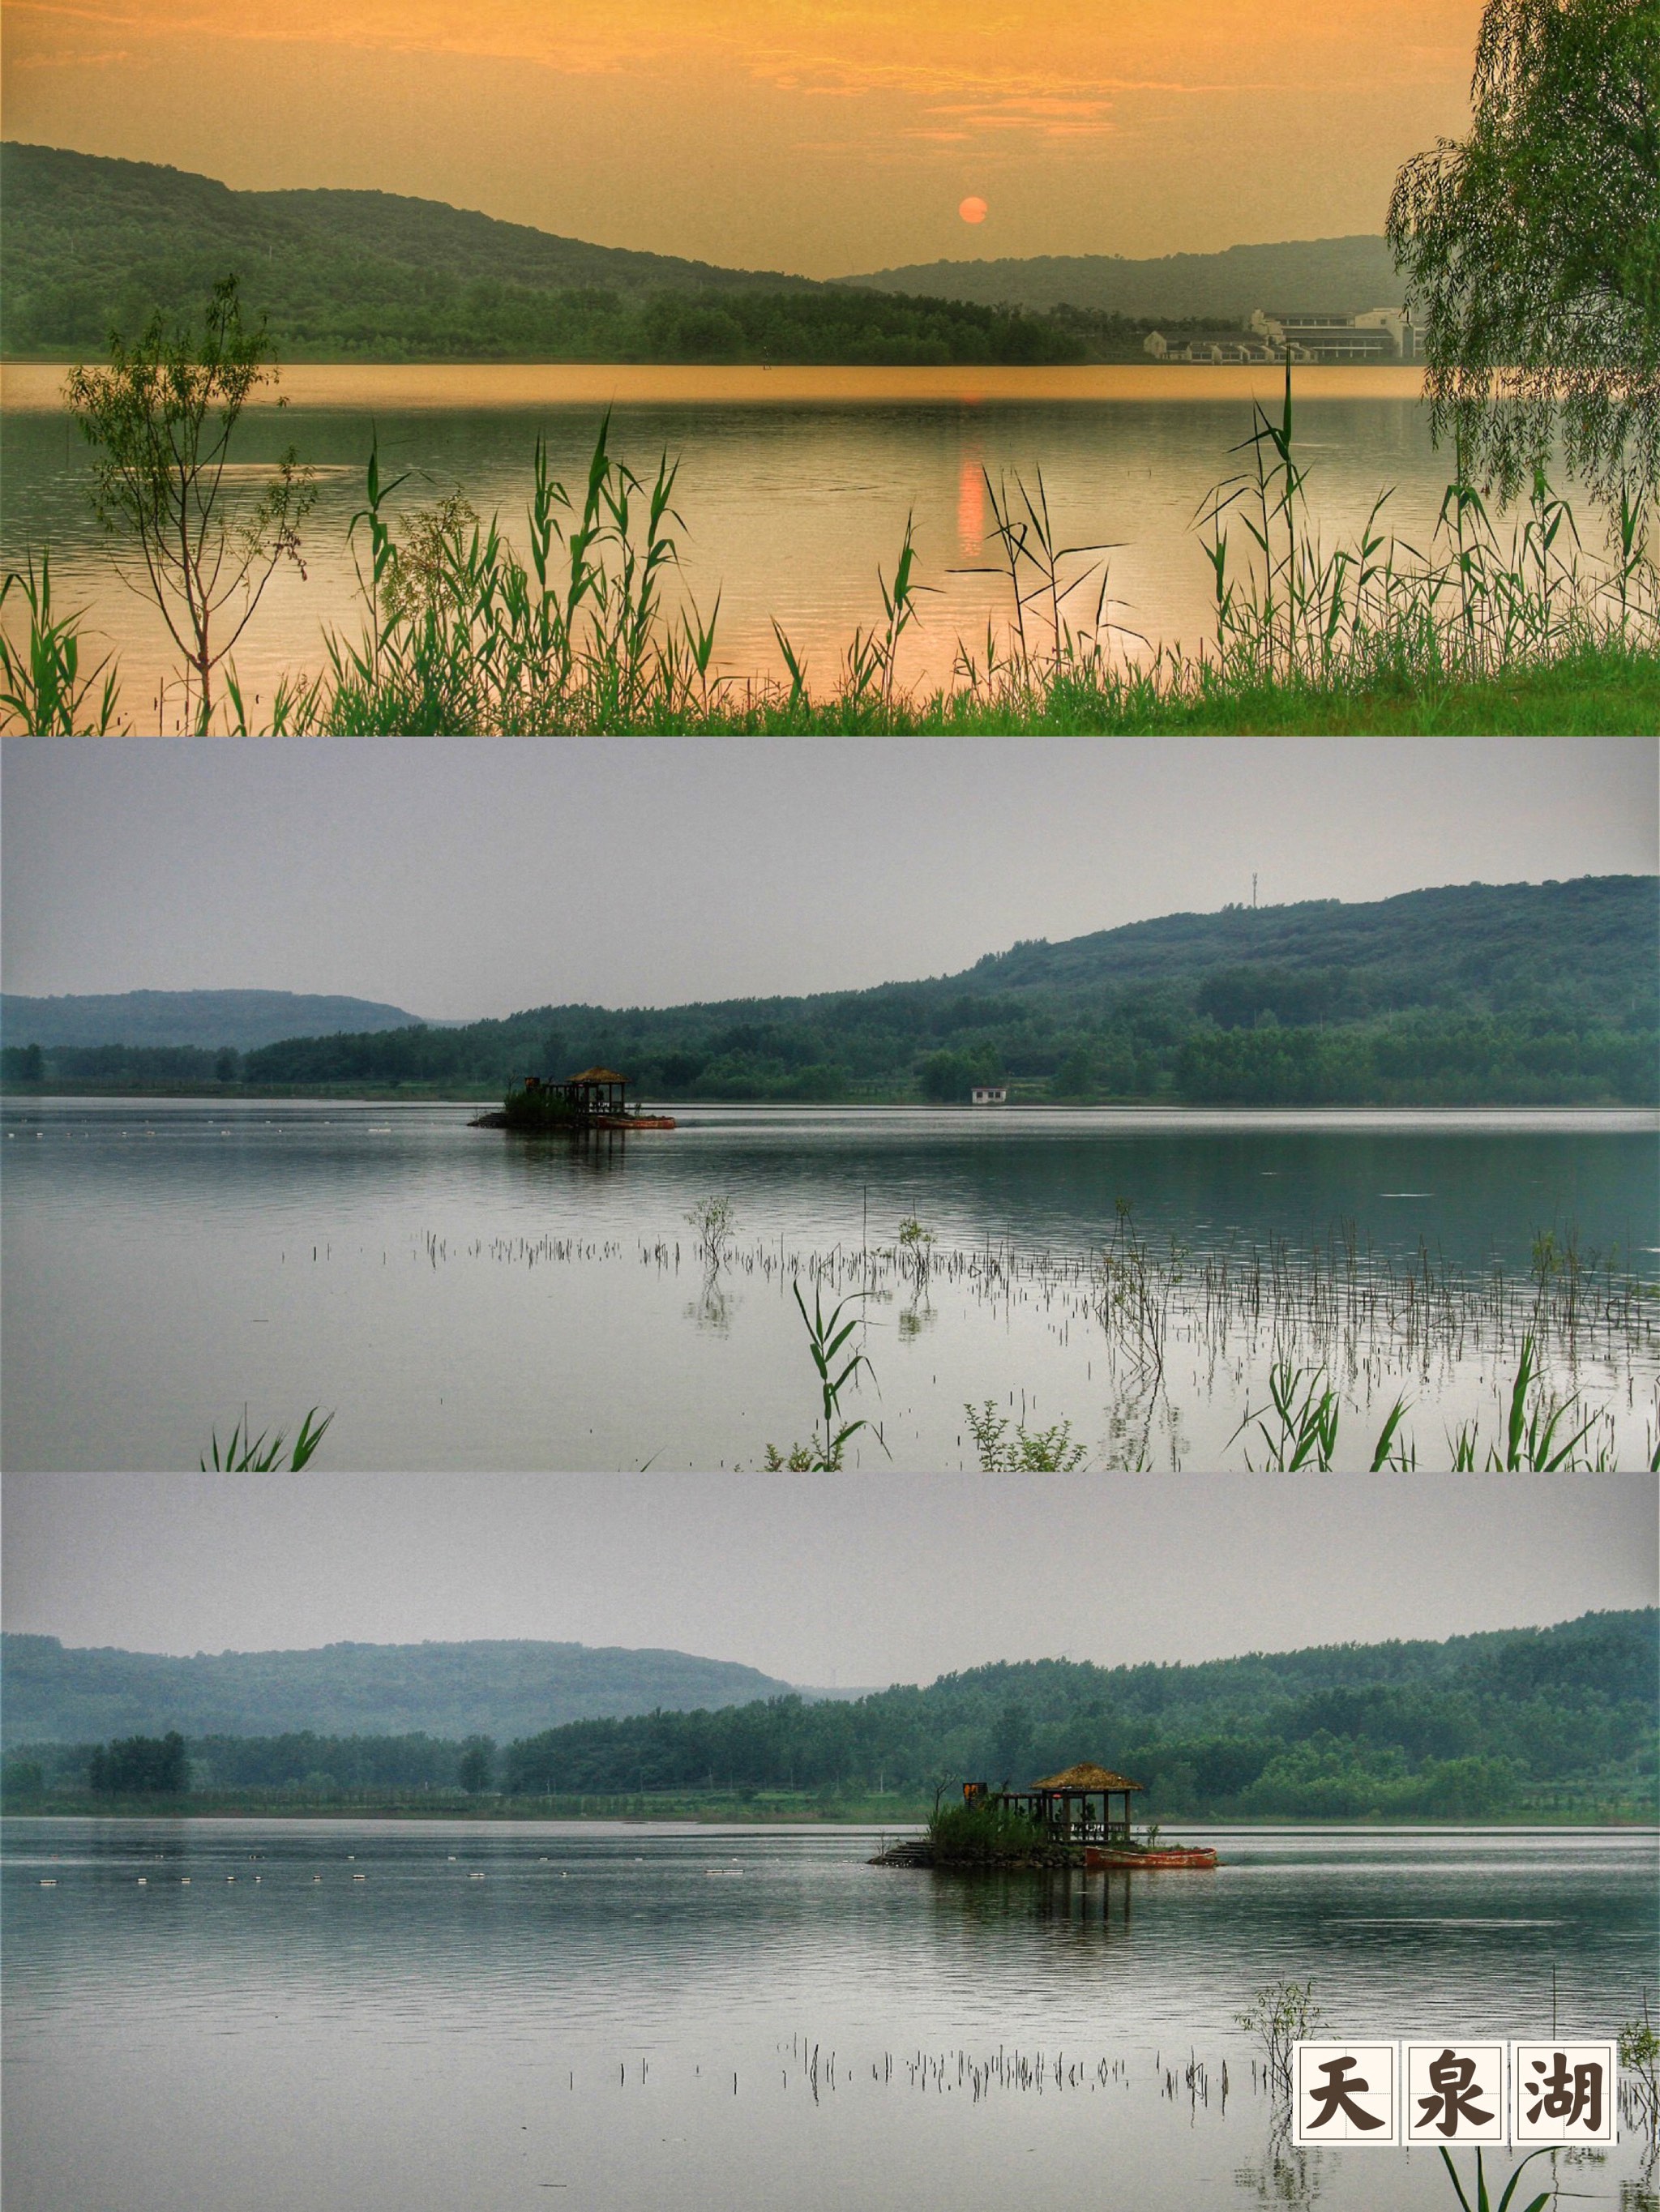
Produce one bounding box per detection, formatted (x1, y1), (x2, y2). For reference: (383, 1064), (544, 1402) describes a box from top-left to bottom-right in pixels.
(841, 237), (1404, 317)
(0, 989), (430, 1050)
(1, 142), (816, 317)
(0, 1635), (796, 1746)
(0, 143), (1072, 366)
(234, 876), (1658, 1106)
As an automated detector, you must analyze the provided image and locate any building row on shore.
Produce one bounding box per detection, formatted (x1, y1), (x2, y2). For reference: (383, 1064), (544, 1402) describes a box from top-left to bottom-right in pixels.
(1144, 307), (1415, 365)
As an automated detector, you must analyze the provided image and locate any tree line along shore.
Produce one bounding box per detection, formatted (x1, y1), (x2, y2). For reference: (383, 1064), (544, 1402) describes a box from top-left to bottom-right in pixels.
(5, 879), (1654, 1108)
(6, 1612), (1653, 1828)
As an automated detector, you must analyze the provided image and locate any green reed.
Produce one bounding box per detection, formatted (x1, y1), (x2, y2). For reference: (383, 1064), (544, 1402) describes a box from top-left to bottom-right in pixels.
(764, 1279), (887, 1471)
(1438, 2147), (1553, 2212)
(199, 1405), (334, 1470)
(0, 552), (122, 734)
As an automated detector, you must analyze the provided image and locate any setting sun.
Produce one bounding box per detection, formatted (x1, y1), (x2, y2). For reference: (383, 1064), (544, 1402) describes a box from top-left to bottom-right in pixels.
(958, 195), (988, 225)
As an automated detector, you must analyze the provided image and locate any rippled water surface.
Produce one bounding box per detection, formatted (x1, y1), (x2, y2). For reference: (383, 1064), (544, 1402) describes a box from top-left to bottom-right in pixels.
(3, 1820), (1654, 2212)
(4, 1100), (1655, 1470)
(3, 365), (1470, 708)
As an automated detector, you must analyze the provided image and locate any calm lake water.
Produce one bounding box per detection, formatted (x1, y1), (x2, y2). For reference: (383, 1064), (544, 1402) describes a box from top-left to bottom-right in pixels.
(3, 1819), (1654, 2212)
(2, 362), (1474, 714)
(3, 1100), (1655, 1472)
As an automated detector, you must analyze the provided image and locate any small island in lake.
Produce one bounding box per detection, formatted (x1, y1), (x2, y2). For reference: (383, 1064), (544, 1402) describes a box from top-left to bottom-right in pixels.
(875, 1765), (1218, 1870)
(473, 1066), (675, 1133)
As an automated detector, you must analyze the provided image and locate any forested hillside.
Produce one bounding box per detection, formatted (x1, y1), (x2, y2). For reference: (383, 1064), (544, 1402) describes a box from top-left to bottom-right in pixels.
(500, 1611), (1658, 1816)
(232, 877), (1658, 1106)
(0, 143), (1076, 366)
(0, 1635), (792, 1746)
(9, 1615), (1652, 1821)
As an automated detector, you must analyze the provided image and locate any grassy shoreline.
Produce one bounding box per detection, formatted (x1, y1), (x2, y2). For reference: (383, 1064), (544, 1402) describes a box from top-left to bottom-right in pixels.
(6, 370), (1656, 734)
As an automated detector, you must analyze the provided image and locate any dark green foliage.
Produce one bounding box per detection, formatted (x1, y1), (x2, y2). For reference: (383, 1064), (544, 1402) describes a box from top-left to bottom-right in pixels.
(457, 1737), (496, 1794)
(4, 1042), (46, 1085)
(635, 288), (1079, 366)
(499, 1085), (580, 1132)
(88, 1730), (187, 1795)
(926, 1798), (1050, 1858)
(10, 1614), (1652, 1818)
(235, 877), (1658, 1106)
(1388, 0), (1660, 521)
(498, 1611), (1656, 1812)
(0, 1632), (794, 1748)
(2, 1043), (234, 1087)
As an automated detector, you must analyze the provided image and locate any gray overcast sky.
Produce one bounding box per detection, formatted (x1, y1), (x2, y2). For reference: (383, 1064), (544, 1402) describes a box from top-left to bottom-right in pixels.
(4, 737), (1656, 1021)
(5, 1474), (1654, 1684)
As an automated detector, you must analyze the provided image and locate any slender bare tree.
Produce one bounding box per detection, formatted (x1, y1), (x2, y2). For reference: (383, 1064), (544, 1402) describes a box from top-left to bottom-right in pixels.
(67, 275), (315, 727)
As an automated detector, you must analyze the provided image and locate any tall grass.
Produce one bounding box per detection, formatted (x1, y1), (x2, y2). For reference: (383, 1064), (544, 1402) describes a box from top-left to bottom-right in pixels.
(0, 553), (122, 734)
(4, 374), (1655, 732)
(200, 1406), (334, 1470)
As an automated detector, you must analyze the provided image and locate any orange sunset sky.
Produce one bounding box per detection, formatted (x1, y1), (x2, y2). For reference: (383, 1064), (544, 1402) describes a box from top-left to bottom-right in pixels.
(2, 0), (1485, 273)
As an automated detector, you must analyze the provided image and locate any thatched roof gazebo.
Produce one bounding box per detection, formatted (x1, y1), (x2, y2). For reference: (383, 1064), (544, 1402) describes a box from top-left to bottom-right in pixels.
(1001, 1762), (1144, 1844)
(521, 1067), (631, 1118)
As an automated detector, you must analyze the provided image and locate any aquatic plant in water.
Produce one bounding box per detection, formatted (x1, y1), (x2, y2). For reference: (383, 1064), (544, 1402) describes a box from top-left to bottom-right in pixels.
(763, 1281), (885, 1470)
(1234, 1979), (1326, 2092)
(965, 1401), (1089, 1471)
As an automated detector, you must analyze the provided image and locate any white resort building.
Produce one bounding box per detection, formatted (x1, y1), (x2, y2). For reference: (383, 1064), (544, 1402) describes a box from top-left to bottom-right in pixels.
(1144, 307), (1415, 365)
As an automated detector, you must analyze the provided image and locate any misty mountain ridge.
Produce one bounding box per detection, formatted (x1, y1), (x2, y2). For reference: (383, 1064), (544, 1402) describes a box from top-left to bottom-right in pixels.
(235, 875), (1657, 1107)
(8, 1617), (1650, 1829)
(0, 1634), (795, 1747)
(0, 144), (1064, 366)
(839, 237), (1404, 318)
(9, 878), (1653, 1106)
(0, 990), (434, 1050)
(1, 142), (819, 310)
(5, 143), (1400, 362)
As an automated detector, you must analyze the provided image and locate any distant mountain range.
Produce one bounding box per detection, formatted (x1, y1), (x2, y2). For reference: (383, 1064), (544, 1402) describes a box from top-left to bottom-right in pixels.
(0, 1634), (799, 1747)
(231, 875), (1658, 1106)
(0, 990), (430, 1050)
(3, 143), (1401, 363)
(839, 237), (1405, 318)
(6, 878), (1655, 1106)
(10, 1618), (1651, 1827)
(0, 143), (1068, 365)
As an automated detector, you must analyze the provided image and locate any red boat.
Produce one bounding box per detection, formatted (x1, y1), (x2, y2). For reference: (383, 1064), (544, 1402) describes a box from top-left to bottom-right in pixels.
(1084, 1846), (1218, 1870)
